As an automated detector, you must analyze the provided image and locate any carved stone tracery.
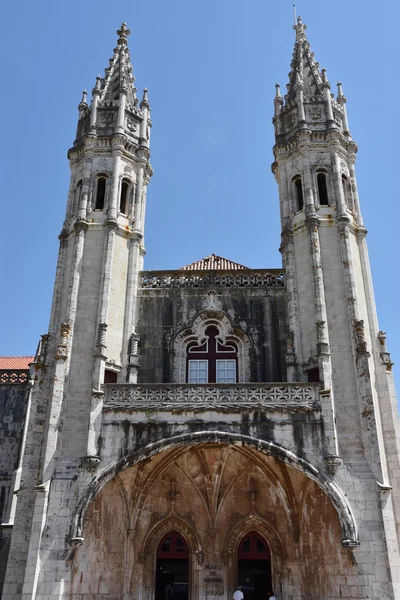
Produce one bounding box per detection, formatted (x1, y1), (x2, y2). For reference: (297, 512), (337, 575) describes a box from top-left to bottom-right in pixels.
(172, 311), (251, 383)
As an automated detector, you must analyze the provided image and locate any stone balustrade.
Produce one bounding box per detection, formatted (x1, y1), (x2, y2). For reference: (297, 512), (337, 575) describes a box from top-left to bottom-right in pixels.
(104, 382), (320, 412)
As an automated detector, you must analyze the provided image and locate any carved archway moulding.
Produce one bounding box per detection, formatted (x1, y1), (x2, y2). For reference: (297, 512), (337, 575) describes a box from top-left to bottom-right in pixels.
(172, 310), (251, 383)
(224, 514), (286, 568)
(71, 431), (358, 547)
(140, 515), (203, 565)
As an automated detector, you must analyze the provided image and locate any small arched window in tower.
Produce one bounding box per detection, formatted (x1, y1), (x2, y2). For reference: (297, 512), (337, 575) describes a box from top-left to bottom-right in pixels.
(95, 176), (107, 210)
(119, 179), (130, 214)
(73, 180), (82, 214)
(317, 172), (329, 206)
(294, 176), (304, 211)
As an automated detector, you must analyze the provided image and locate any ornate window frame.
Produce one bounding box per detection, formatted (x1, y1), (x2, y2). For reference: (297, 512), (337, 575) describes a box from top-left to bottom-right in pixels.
(172, 311), (250, 383)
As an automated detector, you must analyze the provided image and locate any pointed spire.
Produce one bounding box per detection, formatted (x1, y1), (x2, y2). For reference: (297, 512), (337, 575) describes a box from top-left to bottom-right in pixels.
(286, 16), (324, 102)
(78, 90), (88, 111)
(140, 88), (150, 109)
(100, 22), (137, 107)
(337, 81), (345, 99)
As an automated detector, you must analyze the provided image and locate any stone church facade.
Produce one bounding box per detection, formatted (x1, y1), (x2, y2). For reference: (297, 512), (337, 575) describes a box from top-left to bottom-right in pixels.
(1, 17), (400, 600)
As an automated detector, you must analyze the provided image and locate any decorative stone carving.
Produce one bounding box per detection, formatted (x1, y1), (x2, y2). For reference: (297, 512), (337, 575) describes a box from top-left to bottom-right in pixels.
(141, 271), (284, 289)
(377, 330), (393, 369)
(140, 516), (202, 564)
(173, 311), (250, 383)
(324, 455), (342, 476)
(286, 331), (295, 354)
(309, 106), (322, 120)
(35, 333), (50, 366)
(316, 321), (327, 344)
(81, 456), (101, 472)
(378, 330), (387, 353)
(96, 323), (108, 348)
(202, 290), (223, 311)
(354, 320), (367, 354)
(166, 480), (181, 506)
(104, 383), (320, 412)
(129, 332), (139, 356)
(57, 322), (70, 358)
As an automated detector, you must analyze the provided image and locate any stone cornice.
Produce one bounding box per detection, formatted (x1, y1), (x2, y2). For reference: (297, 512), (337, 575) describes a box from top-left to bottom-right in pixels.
(273, 128), (358, 159)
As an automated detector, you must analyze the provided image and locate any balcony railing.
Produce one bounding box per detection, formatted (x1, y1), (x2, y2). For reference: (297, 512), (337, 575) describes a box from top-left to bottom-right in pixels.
(104, 383), (320, 412)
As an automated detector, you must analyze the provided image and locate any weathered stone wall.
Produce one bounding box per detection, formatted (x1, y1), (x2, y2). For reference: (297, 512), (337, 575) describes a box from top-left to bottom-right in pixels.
(136, 276), (288, 384)
(0, 383), (29, 597)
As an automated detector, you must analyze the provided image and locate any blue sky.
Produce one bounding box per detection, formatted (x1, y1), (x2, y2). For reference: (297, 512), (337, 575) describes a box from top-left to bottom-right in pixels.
(1, 0), (399, 382)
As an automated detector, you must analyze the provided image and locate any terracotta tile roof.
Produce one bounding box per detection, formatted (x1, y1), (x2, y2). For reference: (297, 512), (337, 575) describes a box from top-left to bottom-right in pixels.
(0, 357), (34, 370)
(180, 254), (248, 271)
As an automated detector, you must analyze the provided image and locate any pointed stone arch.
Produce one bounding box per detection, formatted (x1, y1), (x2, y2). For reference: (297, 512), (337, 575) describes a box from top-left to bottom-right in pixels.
(71, 431), (358, 548)
(140, 515), (202, 600)
(140, 515), (203, 565)
(224, 515), (285, 599)
(224, 514), (286, 568)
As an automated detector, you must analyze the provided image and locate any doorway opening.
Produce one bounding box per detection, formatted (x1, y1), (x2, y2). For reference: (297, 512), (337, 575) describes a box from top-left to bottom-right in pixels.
(155, 530), (189, 600)
(237, 531), (272, 600)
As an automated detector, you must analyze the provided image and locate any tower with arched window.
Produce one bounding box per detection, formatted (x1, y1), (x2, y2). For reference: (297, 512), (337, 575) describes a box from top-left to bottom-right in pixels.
(2, 17), (400, 600)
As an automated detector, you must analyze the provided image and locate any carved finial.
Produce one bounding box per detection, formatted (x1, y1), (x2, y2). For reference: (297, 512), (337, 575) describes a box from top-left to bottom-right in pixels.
(378, 331), (388, 353)
(248, 478), (260, 505)
(140, 87), (150, 109)
(321, 68), (330, 87)
(166, 480), (181, 509)
(337, 81), (345, 99)
(117, 22), (130, 46)
(293, 16), (307, 42)
(78, 90), (88, 111)
(275, 83), (282, 99)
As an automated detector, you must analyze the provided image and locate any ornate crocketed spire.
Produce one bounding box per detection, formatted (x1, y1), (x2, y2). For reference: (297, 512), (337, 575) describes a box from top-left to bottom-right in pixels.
(286, 16), (323, 102)
(273, 16), (350, 140)
(73, 22), (151, 145)
(100, 22), (138, 107)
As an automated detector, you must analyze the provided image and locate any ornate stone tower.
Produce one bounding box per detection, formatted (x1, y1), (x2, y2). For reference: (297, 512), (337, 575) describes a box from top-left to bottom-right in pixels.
(273, 16), (400, 594)
(3, 17), (400, 600)
(2, 23), (152, 599)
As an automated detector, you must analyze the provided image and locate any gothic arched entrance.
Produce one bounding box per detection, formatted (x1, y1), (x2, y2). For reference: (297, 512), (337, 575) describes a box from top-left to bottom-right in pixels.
(237, 531), (272, 600)
(155, 530), (189, 600)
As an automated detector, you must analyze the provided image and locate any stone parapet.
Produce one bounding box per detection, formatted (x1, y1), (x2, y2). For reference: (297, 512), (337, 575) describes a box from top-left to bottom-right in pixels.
(140, 269), (285, 289)
(104, 382), (319, 412)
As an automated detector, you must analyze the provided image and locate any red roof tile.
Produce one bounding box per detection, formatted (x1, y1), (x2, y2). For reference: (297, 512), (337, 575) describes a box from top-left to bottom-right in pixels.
(0, 357), (34, 370)
(180, 254), (248, 271)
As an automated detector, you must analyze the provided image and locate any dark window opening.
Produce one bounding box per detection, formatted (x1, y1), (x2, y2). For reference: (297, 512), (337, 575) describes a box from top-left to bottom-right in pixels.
(120, 180), (129, 214)
(307, 368), (319, 383)
(95, 177), (107, 210)
(104, 370), (117, 384)
(294, 177), (304, 211)
(317, 173), (329, 206)
(342, 175), (348, 207)
(74, 180), (82, 213)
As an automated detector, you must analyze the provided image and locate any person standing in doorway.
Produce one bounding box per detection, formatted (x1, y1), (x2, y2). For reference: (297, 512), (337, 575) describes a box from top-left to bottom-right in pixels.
(233, 585), (244, 600)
